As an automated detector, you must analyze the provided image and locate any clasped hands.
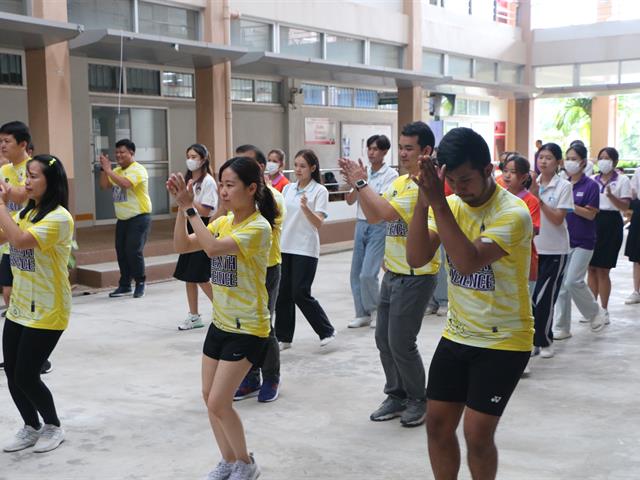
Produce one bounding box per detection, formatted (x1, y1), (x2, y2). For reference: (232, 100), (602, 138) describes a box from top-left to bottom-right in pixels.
(166, 172), (195, 209)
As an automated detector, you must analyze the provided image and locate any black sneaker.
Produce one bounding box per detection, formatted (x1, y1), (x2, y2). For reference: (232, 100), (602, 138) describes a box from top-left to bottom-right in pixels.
(41, 360), (52, 375)
(109, 286), (132, 298)
(133, 282), (145, 298)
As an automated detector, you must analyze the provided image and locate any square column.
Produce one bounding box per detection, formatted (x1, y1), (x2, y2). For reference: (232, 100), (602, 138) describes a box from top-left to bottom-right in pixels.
(591, 96), (616, 154)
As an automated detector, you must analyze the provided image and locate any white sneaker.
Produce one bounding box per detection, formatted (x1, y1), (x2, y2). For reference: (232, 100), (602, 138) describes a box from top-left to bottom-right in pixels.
(625, 291), (640, 305)
(178, 312), (204, 331)
(33, 424), (65, 453)
(370, 310), (377, 329)
(540, 346), (554, 359)
(521, 363), (532, 377)
(425, 305), (439, 315)
(278, 342), (291, 351)
(554, 330), (572, 340)
(3, 425), (40, 452)
(230, 453), (260, 480)
(579, 316), (590, 324)
(320, 333), (336, 347)
(590, 307), (607, 332)
(348, 316), (371, 328)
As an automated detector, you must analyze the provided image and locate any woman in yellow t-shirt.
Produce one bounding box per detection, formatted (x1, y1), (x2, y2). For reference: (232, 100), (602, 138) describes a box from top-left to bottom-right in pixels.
(167, 156), (278, 480)
(0, 155), (73, 454)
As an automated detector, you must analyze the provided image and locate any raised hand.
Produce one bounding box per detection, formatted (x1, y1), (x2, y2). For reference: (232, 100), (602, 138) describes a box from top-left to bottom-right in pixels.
(300, 193), (308, 209)
(338, 157), (366, 188)
(528, 170), (540, 198)
(415, 155), (446, 208)
(99, 153), (112, 172)
(167, 172), (194, 209)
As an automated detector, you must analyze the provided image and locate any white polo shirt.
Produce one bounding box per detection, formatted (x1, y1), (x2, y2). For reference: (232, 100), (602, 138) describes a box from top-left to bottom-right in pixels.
(281, 180), (329, 258)
(193, 174), (217, 216)
(356, 163), (399, 221)
(632, 167), (640, 199)
(591, 172), (632, 211)
(534, 174), (574, 255)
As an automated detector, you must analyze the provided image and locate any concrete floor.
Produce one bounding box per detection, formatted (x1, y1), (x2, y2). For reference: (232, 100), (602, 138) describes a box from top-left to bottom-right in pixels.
(0, 249), (639, 480)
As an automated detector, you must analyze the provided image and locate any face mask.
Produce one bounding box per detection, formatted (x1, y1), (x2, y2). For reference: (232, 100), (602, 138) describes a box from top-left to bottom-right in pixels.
(186, 159), (202, 172)
(597, 159), (613, 175)
(265, 161), (280, 175)
(564, 160), (582, 176)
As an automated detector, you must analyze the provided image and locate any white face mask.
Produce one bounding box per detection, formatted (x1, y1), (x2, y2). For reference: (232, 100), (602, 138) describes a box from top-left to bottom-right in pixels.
(265, 161), (280, 175)
(186, 159), (202, 172)
(564, 160), (582, 176)
(597, 159), (613, 175)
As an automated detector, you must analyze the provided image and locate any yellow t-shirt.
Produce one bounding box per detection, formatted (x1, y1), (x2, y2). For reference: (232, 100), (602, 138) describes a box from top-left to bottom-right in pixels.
(428, 186), (534, 351)
(382, 174), (440, 275)
(0, 158), (28, 254)
(7, 206), (74, 331)
(207, 211), (272, 338)
(268, 185), (285, 267)
(109, 161), (152, 220)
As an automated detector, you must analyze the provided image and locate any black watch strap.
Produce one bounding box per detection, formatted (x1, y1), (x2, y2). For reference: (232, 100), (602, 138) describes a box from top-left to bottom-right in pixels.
(186, 207), (197, 217)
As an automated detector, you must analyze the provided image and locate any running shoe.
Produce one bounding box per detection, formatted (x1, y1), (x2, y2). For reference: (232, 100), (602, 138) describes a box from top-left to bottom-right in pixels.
(133, 282), (145, 298)
(320, 333), (336, 347)
(590, 307), (607, 332)
(540, 346), (554, 358)
(33, 424), (65, 453)
(278, 342), (291, 351)
(229, 453), (260, 480)
(205, 459), (235, 480)
(178, 313), (204, 331)
(258, 378), (279, 403)
(348, 316), (371, 328)
(109, 286), (132, 297)
(625, 291), (640, 305)
(370, 396), (406, 422)
(554, 330), (572, 340)
(3, 425), (41, 452)
(234, 373), (261, 401)
(400, 398), (426, 427)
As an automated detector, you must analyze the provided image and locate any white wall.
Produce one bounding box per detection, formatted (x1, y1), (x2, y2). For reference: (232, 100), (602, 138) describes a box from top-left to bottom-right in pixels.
(0, 87), (28, 129)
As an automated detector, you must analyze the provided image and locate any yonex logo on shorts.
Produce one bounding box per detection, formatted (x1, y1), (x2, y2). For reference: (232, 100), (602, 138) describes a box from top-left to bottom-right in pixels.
(490, 396), (502, 403)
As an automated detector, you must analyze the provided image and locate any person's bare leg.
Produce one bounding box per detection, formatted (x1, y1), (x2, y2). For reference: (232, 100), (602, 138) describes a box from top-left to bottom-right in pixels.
(463, 407), (500, 480)
(588, 267), (599, 301)
(202, 356), (235, 461)
(597, 268), (612, 309)
(186, 282), (198, 315)
(3, 286), (11, 308)
(199, 281), (213, 302)
(426, 400), (465, 480)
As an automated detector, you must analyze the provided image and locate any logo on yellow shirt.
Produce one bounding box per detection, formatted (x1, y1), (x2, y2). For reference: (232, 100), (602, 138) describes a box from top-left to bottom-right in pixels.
(9, 245), (35, 272)
(447, 255), (495, 291)
(211, 255), (238, 287)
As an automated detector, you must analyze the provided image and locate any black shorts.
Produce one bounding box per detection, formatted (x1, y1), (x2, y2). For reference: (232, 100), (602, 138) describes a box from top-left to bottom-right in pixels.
(0, 254), (13, 287)
(426, 337), (530, 416)
(203, 323), (268, 367)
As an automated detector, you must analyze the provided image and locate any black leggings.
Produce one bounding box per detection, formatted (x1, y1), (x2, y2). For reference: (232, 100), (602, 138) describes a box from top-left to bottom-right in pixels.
(2, 319), (63, 428)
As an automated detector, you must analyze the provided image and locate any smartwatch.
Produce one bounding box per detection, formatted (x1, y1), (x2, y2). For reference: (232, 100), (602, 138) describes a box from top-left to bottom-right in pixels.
(185, 207), (197, 218)
(355, 178), (368, 191)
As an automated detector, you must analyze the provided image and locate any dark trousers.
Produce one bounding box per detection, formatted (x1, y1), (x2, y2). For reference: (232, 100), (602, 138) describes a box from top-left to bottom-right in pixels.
(3, 319), (63, 428)
(275, 253), (335, 343)
(533, 254), (568, 347)
(115, 213), (151, 287)
(250, 264), (281, 381)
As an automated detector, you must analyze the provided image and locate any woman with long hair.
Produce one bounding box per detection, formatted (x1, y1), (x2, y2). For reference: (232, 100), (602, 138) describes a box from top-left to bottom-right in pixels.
(1, 155), (73, 453)
(168, 156), (277, 480)
(173, 143), (217, 331)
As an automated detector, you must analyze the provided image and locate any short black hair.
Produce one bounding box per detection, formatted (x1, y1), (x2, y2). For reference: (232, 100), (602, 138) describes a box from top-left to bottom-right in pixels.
(437, 127), (491, 172)
(400, 121), (435, 150)
(366, 134), (391, 151)
(569, 139), (585, 148)
(539, 142), (562, 161)
(598, 146), (619, 163)
(115, 138), (136, 153)
(235, 144), (266, 166)
(0, 121), (31, 146)
(566, 144), (588, 161)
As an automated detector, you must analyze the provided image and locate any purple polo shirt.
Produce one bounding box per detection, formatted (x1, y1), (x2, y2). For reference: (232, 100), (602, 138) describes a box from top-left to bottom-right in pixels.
(566, 174), (600, 250)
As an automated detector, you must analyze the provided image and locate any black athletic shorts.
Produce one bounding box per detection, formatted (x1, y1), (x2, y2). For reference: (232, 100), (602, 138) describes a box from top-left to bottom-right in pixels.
(426, 337), (530, 417)
(0, 254), (13, 287)
(203, 323), (268, 367)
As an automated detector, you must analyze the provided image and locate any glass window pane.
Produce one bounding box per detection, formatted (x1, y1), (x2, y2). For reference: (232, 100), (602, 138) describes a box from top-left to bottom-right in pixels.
(88, 64), (122, 93)
(535, 65), (574, 88)
(230, 19), (272, 51)
(231, 78), (253, 102)
(475, 60), (496, 82)
(328, 86), (353, 107)
(67, 0), (133, 31)
(126, 68), (161, 96)
(621, 60), (640, 84)
(0, 0), (24, 14)
(255, 80), (280, 103)
(355, 89), (378, 109)
(479, 100), (490, 116)
(302, 83), (327, 106)
(579, 62), (618, 86)
(0, 53), (22, 86)
(448, 55), (472, 79)
(138, 1), (198, 40)
(326, 35), (364, 64)
(162, 72), (193, 98)
(468, 100), (479, 115)
(500, 63), (522, 84)
(422, 51), (442, 75)
(280, 27), (322, 58)
(455, 98), (468, 115)
(370, 42), (403, 69)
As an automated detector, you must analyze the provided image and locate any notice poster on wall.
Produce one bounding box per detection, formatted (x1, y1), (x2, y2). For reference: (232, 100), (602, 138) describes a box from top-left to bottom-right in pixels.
(304, 117), (337, 145)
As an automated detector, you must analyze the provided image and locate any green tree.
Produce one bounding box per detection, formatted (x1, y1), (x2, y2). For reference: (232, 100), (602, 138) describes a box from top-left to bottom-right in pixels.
(553, 97), (592, 141)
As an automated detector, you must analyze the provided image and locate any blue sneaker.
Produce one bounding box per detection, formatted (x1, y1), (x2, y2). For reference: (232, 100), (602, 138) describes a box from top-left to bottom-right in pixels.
(258, 378), (279, 403)
(233, 372), (261, 401)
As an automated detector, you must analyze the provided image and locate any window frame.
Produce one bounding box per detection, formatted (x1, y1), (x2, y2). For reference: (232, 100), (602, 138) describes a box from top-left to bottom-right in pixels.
(231, 77), (282, 105)
(0, 49), (26, 89)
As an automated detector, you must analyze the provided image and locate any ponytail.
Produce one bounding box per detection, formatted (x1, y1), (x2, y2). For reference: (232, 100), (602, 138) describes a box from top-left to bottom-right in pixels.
(255, 183), (278, 228)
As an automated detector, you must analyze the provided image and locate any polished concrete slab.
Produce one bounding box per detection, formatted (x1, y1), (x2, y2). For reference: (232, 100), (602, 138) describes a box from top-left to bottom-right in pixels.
(0, 249), (638, 480)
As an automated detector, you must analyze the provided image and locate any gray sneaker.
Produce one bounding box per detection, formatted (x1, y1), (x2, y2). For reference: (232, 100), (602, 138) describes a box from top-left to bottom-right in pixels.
(205, 459), (235, 480)
(229, 453), (260, 480)
(370, 396), (406, 422)
(400, 398), (426, 427)
(33, 424), (65, 453)
(3, 425), (41, 452)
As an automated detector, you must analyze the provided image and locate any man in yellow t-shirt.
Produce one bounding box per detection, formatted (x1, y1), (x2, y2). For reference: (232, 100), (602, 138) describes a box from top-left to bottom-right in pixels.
(99, 139), (152, 299)
(406, 127), (533, 480)
(340, 121), (440, 428)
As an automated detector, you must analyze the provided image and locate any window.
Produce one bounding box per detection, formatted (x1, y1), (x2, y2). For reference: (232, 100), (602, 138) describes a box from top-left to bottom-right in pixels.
(468, 99), (479, 115)
(127, 68), (160, 96)
(448, 55), (472, 79)
(479, 100), (490, 116)
(328, 86), (354, 107)
(326, 35), (364, 64)
(500, 63), (522, 84)
(475, 59), (496, 82)
(455, 98), (490, 117)
(535, 65), (574, 88)
(0, 53), (22, 86)
(355, 89), (379, 109)
(280, 27), (322, 58)
(370, 42), (403, 69)
(423, 51), (443, 75)
(67, 0), (133, 31)
(231, 78), (254, 102)
(88, 64), (122, 93)
(302, 84), (328, 106)
(138, 2), (199, 40)
(579, 62), (619, 86)
(455, 98), (467, 115)
(230, 19), (272, 51)
(0, 0), (24, 14)
(255, 80), (280, 103)
(162, 72), (193, 98)
(621, 60), (640, 84)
